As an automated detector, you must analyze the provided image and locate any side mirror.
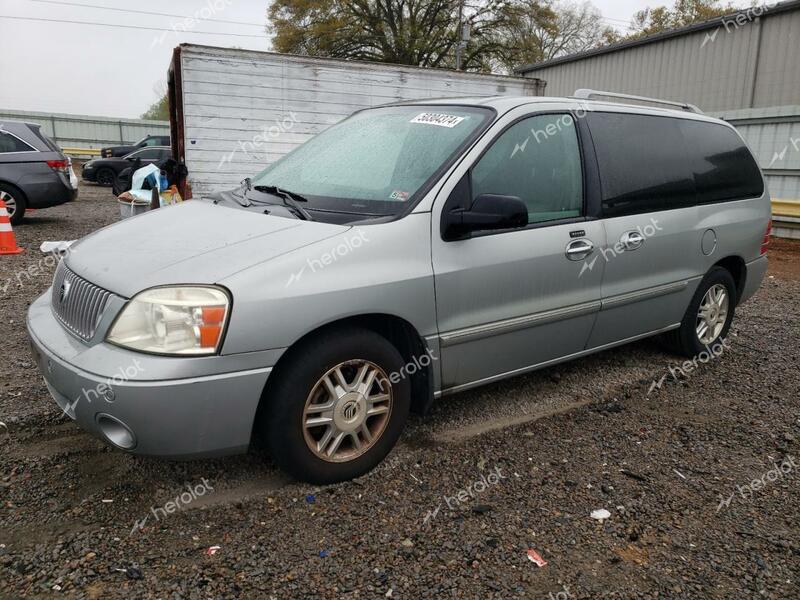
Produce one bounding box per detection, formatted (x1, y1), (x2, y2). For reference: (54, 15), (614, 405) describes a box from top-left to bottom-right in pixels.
(443, 194), (528, 241)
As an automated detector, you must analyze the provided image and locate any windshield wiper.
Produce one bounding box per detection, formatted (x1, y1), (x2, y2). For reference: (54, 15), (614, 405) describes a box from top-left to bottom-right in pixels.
(252, 185), (313, 221)
(254, 185), (308, 203)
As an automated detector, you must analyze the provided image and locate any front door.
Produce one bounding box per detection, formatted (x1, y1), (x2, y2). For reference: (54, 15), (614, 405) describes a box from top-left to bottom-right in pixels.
(431, 111), (607, 391)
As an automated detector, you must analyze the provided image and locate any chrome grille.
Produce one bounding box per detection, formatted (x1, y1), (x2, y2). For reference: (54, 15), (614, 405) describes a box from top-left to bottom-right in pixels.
(51, 262), (113, 341)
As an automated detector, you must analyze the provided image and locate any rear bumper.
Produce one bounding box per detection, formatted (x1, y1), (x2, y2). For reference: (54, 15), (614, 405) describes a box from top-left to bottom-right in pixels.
(26, 291), (273, 458)
(22, 174), (75, 208)
(740, 255), (768, 305)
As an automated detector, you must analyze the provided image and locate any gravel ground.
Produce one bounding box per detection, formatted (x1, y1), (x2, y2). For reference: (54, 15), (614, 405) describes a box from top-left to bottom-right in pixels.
(1, 177), (799, 599)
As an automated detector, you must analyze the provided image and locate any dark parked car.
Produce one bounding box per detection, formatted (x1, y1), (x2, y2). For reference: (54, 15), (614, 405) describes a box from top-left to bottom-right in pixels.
(100, 134), (170, 158)
(0, 120), (77, 225)
(83, 146), (173, 186)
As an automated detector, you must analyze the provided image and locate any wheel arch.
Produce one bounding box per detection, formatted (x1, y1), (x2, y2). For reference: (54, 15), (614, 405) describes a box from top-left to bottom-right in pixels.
(0, 179), (28, 201)
(712, 255), (746, 304)
(257, 313), (435, 425)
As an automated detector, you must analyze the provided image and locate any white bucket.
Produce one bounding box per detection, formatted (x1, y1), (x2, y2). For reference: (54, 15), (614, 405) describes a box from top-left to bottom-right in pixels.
(118, 199), (150, 220)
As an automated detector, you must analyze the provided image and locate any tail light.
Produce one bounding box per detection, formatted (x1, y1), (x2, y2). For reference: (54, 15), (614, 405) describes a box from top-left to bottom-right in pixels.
(761, 220), (772, 255)
(47, 159), (69, 174)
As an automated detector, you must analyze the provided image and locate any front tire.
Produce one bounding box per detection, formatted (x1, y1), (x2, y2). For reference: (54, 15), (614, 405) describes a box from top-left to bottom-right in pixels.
(96, 168), (115, 187)
(664, 266), (736, 357)
(261, 328), (411, 484)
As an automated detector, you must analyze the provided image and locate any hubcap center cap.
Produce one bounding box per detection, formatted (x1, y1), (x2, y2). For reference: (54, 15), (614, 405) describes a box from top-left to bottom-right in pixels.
(333, 392), (367, 432)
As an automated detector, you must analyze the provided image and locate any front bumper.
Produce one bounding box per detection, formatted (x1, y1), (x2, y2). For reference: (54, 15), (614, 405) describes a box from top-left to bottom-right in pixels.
(27, 291), (276, 458)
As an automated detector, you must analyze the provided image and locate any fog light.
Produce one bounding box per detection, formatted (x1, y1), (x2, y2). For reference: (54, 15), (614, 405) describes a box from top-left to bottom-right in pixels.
(96, 414), (136, 450)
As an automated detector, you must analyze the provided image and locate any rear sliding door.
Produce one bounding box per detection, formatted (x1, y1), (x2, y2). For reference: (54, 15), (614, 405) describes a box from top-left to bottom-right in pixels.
(585, 112), (701, 347)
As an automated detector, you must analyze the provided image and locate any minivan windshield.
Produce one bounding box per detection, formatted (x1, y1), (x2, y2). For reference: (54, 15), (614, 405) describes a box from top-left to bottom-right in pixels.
(251, 105), (493, 217)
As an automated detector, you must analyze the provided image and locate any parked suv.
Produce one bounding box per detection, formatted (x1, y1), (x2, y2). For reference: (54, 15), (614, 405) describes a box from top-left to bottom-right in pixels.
(0, 120), (77, 225)
(27, 93), (770, 484)
(100, 134), (170, 158)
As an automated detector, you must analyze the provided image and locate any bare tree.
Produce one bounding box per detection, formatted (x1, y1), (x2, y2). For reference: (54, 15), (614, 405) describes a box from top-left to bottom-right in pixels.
(491, 0), (616, 72)
(628, 0), (737, 38)
(268, 0), (524, 71)
(267, 0), (617, 73)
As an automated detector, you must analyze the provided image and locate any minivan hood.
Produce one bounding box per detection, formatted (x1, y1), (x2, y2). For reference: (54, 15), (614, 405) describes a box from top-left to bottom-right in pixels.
(66, 201), (349, 298)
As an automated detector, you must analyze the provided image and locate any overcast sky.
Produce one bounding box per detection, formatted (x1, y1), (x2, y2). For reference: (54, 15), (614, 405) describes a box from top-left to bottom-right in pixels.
(0, 0), (659, 119)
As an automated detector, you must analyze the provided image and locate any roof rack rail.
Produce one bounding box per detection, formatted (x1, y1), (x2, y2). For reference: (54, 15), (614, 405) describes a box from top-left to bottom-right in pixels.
(572, 89), (703, 114)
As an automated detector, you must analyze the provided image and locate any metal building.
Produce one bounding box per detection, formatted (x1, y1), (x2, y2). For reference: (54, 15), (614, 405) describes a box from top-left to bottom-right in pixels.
(515, 0), (800, 236)
(515, 0), (800, 112)
(0, 109), (169, 158)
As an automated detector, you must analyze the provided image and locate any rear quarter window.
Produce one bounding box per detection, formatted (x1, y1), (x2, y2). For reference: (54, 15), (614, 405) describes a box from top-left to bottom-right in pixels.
(679, 120), (764, 203)
(28, 126), (61, 152)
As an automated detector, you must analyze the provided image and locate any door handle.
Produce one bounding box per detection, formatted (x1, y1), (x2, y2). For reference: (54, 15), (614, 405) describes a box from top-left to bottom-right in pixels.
(566, 239), (594, 261)
(620, 231), (645, 251)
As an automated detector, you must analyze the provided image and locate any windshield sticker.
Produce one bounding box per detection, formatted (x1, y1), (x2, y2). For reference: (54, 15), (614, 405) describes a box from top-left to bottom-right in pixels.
(410, 113), (466, 128)
(389, 190), (410, 201)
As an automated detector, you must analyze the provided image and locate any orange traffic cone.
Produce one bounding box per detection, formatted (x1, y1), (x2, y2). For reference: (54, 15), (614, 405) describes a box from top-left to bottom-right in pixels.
(0, 200), (24, 255)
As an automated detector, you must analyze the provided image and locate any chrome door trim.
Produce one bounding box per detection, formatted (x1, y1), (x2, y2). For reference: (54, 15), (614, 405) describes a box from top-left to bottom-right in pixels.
(437, 280), (689, 349)
(435, 322), (681, 397)
(602, 280), (689, 310)
(439, 300), (601, 348)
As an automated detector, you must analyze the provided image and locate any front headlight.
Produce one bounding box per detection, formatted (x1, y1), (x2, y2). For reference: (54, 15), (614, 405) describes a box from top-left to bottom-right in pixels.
(107, 286), (230, 356)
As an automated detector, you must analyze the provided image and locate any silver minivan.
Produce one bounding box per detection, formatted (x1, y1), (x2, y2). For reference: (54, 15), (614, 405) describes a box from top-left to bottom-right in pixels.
(27, 92), (771, 484)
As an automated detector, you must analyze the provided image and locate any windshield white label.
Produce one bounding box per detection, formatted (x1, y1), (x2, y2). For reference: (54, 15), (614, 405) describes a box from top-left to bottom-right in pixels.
(410, 113), (465, 128)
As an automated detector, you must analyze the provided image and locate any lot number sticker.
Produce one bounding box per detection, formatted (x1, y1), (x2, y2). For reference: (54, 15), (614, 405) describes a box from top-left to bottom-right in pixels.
(410, 113), (465, 128)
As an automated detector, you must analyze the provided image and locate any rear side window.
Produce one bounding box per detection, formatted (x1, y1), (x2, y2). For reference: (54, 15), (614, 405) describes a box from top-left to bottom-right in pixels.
(0, 131), (36, 153)
(29, 126), (61, 152)
(130, 148), (162, 159)
(679, 120), (764, 203)
(587, 112), (695, 217)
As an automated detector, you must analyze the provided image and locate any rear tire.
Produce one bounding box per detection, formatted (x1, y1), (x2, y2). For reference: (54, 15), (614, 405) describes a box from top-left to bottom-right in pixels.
(663, 266), (736, 357)
(0, 184), (26, 226)
(260, 328), (411, 484)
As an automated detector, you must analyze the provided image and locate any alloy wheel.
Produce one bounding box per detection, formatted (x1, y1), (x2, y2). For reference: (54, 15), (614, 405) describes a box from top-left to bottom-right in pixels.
(0, 190), (16, 217)
(302, 360), (393, 463)
(97, 170), (114, 186)
(696, 284), (729, 345)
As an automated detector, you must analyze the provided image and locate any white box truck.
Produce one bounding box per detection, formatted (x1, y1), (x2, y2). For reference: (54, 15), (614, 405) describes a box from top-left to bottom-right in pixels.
(167, 44), (545, 196)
